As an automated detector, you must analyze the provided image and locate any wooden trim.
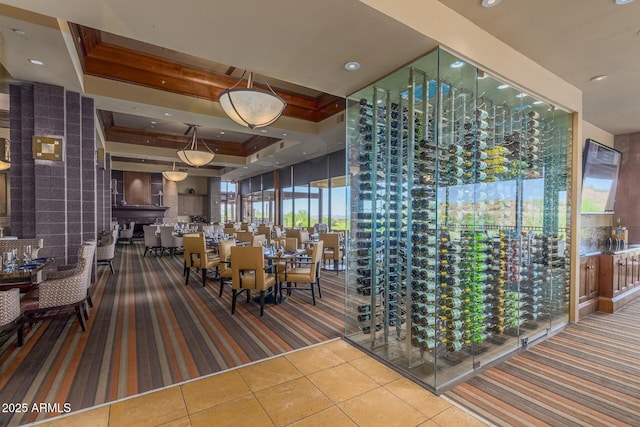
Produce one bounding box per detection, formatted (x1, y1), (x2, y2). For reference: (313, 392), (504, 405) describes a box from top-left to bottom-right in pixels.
(104, 126), (279, 158)
(598, 285), (640, 313)
(72, 24), (345, 123)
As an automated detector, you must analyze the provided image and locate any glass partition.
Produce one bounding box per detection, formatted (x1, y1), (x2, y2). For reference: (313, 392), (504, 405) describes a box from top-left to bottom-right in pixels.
(345, 47), (573, 392)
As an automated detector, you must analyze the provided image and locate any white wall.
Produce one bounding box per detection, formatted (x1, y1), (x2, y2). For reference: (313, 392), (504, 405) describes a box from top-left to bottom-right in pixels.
(583, 121), (614, 148)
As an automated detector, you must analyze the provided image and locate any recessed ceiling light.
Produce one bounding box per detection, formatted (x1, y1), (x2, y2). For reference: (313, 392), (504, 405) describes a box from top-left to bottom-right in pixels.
(150, 121), (157, 124)
(497, 84), (509, 89)
(345, 61), (360, 71)
(590, 74), (608, 81)
(12, 28), (26, 36)
(282, 133), (287, 137)
(163, 112), (172, 116)
(482, 0), (502, 7)
(260, 129), (268, 133)
(615, 0), (634, 4)
(28, 58), (43, 65)
(219, 131), (225, 135)
(450, 61), (465, 68)
(533, 101), (544, 105)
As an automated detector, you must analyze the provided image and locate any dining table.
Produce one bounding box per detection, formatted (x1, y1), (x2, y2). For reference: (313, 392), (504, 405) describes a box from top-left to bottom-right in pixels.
(0, 257), (54, 293)
(262, 248), (306, 303)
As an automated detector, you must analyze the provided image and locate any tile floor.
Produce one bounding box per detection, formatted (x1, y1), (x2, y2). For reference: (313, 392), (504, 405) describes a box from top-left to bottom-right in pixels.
(33, 339), (489, 427)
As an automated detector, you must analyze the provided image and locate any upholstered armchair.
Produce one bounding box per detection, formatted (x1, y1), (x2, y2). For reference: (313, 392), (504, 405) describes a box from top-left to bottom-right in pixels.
(143, 225), (162, 256)
(97, 228), (118, 274)
(231, 246), (276, 316)
(278, 240), (323, 305)
(183, 233), (220, 287)
(119, 221), (135, 243)
(0, 288), (23, 346)
(0, 238), (44, 260)
(20, 242), (97, 334)
(160, 226), (183, 256)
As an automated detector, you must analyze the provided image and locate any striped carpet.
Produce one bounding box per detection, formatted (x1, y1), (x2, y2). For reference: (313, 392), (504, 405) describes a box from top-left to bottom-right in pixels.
(446, 299), (640, 427)
(0, 242), (345, 426)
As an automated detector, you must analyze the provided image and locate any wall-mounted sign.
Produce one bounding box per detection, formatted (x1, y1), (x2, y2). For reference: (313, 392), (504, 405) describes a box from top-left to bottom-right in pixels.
(32, 136), (63, 161)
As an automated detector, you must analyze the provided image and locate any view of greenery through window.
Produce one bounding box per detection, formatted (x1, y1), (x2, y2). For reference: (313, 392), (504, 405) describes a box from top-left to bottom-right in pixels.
(243, 176), (348, 230)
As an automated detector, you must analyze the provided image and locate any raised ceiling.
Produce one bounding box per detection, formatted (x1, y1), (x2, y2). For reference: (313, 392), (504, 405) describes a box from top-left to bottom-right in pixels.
(0, 0), (637, 182)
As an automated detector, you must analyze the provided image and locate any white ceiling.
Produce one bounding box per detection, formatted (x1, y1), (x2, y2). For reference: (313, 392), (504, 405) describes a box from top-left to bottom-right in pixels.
(0, 0), (637, 181)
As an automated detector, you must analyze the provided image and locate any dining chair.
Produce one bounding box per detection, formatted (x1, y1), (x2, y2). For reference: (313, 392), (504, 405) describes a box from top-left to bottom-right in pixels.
(143, 225), (162, 256)
(287, 229), (310, 251)
(183, 233), (220, 287)
(319, 232), (344, 274)
(235, 231), (254, 244)
(160, 226), (183, 256)
(257, 225), (272, 244)
(20, 241), (96, 335)
(0, 288), (23, 346)
(278, 240), (324, 305)
(274, 237), (298, 274)
(47, 241), (98, 308)
(217, 239), (235, 297)
(96, 228), (118, 274)
(252, 234), (267, 247)
(119, 221), (135, 244)
(230, 246), (276, 317)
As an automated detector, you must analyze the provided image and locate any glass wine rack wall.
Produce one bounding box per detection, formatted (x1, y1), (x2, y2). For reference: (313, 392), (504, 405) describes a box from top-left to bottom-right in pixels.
(345, 48), (573, 391)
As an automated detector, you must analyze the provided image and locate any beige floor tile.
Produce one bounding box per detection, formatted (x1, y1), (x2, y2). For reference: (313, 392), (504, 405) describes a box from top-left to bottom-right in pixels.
(417, 420), (440, 427)
(190, 394), (274, 427)
(338, 387), (428, 427)
(322, 339), (367, 362)
(254, 376), (333, 426)
(284, 344), (347, 375)
(384, 377), (451, 418)
(109, 386), (187, 427)
(288, 406), (358, 427)
(349, 356), (401, 385)
(237, 356), (303, 392)
(430, 406), (489, 427)
(157, 416), (192, 427)
(182, 370), (251, 414)
(307, 363), (380, 403)
(38, 406), (109, 427)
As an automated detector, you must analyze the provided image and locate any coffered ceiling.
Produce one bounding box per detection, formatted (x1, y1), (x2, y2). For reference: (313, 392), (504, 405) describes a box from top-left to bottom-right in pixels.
(0, 0), (638, 182)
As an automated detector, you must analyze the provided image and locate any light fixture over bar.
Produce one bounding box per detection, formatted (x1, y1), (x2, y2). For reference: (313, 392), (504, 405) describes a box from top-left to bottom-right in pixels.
(219, 71), (287, 129)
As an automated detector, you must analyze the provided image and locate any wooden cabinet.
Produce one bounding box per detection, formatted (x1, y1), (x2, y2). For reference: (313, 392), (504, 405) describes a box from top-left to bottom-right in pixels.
(579, 255), (599, 317)
(599, 249), (640, 313)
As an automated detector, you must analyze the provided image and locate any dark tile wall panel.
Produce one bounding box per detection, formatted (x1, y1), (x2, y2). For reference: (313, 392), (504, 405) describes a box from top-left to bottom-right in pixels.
(9, 83), (98, 264)
(66, 91), (82, 262)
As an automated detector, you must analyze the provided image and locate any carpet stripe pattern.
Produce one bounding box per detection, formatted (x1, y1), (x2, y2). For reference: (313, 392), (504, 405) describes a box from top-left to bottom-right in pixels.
(0, 242), (345, 426)
(446, 299), (640, 427)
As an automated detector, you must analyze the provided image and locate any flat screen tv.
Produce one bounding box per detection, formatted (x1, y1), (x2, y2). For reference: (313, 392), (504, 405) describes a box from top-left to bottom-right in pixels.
(581, 139), (622, 213)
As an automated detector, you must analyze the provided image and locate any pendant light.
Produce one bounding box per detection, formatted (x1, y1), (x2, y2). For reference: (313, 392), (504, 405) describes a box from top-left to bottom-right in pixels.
(219, 71), (287, 129)
(162, 162), (188, 182)
(176, 125), (215, 167)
